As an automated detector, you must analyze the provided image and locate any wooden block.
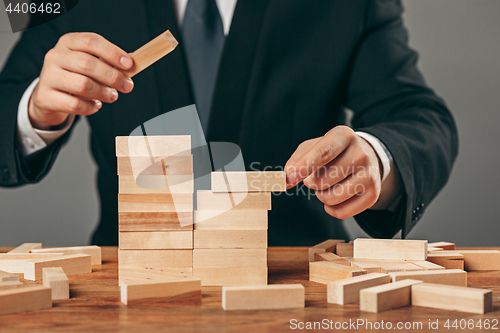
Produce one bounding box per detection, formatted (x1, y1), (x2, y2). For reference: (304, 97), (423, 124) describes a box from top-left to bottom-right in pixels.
(118, 193), (193, 213)
(343, 258), (382, 274)
(0, 281), (23, 291)
(360, 279), (423, 313)
(119, 250), (193, 269)
(8, 243), (42, 253)
(327, 273), (390, 305)
(193, 267), (267, 286)
(343, 258), (422, 273)
(31, 246), (102, 265)
(408, 260), (445, 271)
(122, 30), (178, 77)
(119, 212), (193, 231)
(193, 249), (266, 267)
(428, 241), (455, 250)
(427, 247), (444, 253)
(121, 278), (201, 305)
(314, 253), (351, 266)
(119, 267), (192, 286)
(211, 171), (286, 192)
(222, 284), (304, 310)
(412, 283), (492, 314)
(115, 136), (191, 157)
(117, 155), (193, 175)
(0, 270), (19, 282)
(197, 190), (271, 211)
(194, 230), (267, 249)
(0, 285), (52, 316)
(309, 261), (367, 284)
(24, 254), (92, 281)
(119, 231), (193, 250)
(193, 210), (267, 230)
(0, 253), (64, 273)
(119, 175), (194, 194)
(354, 238), (427, 261)
(43, 267), (69, 300)
(438, 250), (500, 271)
(308, 239), (345, 262)
(336, 243), (353, 257)
(426, 252), (464, 269)
(390, 269), (467, 287)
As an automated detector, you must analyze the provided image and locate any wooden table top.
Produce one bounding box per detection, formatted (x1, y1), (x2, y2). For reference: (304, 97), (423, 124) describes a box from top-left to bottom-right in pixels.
(0, 246), (499, 332)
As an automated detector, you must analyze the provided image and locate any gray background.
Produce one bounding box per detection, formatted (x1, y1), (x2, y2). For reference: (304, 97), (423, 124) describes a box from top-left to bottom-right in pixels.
(0, 1), (499, 246)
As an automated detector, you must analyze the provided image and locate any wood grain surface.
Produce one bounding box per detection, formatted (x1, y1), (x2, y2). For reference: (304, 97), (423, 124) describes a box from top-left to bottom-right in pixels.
(0, 247), (498, 332)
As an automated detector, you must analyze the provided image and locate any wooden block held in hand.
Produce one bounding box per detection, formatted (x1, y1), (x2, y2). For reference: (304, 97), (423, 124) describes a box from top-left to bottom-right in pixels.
(0, 285), (52, 316)
(309, 261), (367, 284)
(119, 212), (193, 231)
(194, 230), (267, 249)
(197, 190), (271, 211)
(118, 193), (193, 213)
(211, 171), (286, 192)
(412, 283), (492, 314)
(119, 231), (193, 250)
(0, 281), (23, 291)
(0, 270), (19, 282)
(43, 267), (69, 300)
(117, 155), (193, 175)
(31, 246), (102, 265)
(308, 239), (345, 262)
(360, 279), (423, 313)
(121, 278), (201, 305)
(122, 30), (178, 77)
(222, 284), (304, 310)
(193, 210), (267, 230)
(115, 136), (191, 157)
(119, 175), (194, 194)
(327, 273), (390, 305)
(24, 254), (92, 281)
(8, 243), (42, 253)
(193, 249), (266, 267)
(193, 267), (267, 286)
(428, 242), (455, 250)
(314, 253), (351, 266)
(354, 238), (427, 261)
(390, 269), (467, 287)
(336, 243), (353, 257)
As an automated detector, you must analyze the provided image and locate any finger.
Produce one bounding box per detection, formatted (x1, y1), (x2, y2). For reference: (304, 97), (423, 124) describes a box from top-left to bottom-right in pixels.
(315, 173), (368, 206)
(57, 50), (134, 93)
(48, 67), (118, 104)
(284, 138), (320, 188)
(287, 126), (353, 186)
(62, 32), (133, 70)
(38, 89), (102, 116)
(324, 188), (379, 220)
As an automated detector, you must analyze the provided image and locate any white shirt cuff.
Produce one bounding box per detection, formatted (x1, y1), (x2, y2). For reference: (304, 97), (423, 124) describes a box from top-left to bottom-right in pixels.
(16, 77), (75, 156)
(355, 131), (393, 182)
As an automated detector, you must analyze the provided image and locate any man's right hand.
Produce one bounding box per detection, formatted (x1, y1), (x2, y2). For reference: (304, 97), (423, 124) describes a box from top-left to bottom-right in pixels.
(28, 32), (135, 130)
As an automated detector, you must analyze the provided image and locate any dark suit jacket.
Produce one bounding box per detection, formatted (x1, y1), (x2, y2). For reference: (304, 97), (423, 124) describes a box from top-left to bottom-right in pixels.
(0, 0), (458, 246)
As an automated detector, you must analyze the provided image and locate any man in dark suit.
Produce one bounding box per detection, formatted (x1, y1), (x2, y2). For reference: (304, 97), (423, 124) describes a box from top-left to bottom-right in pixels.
(0, 0), (458, 246)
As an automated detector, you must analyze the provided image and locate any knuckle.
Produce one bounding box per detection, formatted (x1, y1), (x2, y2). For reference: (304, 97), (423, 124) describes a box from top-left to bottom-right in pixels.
(108, 69), (122, 87)
(68, 98), (82, 113)
(78, 55), (95, 73)
(313, 145), (333, 162)
(82, 33), (98, 49)
(75, 77), (92, 93)
(58, 33), (71, 45)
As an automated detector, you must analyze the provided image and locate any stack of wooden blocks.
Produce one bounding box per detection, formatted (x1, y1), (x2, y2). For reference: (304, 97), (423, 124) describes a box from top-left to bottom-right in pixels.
(116, 135), (194, 284)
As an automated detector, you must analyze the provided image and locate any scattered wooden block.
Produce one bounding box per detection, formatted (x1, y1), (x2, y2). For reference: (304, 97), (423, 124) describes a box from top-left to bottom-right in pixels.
(31, 246), (102, 265)
(211, 171), (286, 192)
(119, 250), (193, 269)
(24, 254), (92, 281)
(0, 285), (52, 316)
(117, 155), (193, 176)
(194, 230), (267, 249)
(0, 281), (23, 291)
(427, 247), (444, 253)
(119, 231), (193, 250)
(119, 175), (194, 194)
(119, 212), (193, 231)
(428, 241), (455, 250)
(119, 267), (193, 286)
(0, 270), (19, 282)
(314, 253), (351, 266)
(308, 239), (345, 262)
(343, 258), (383, 274)
(222, 284), (304, 310)
(8, 243), (42, 253)
(343, 258), (422, 273)
(193, 249), (267, 267)
(412, 283), (492, 314)
(336, 243), (353, 257)
(360, 279), (423, 313)
(115, 135), (191, 157)
(118, 193), (193, 213)
(438, 250), (500, 271)
(197, 190), (271, 211)
(122, 30), (178, 77)
(407, 260), (445, 271)
(426, 252), (464, 270)
(121, 278), (201, 305)
(354, 238), (427, 261)
(43, 267), (69, 300)
(0, 253), (64, 273)
(193, 267), (267, 286)
(309, 261), (367, 284)
(389, 269), (467, 287)
(193, 210), (267, 230)
(327, 273), (390, 305)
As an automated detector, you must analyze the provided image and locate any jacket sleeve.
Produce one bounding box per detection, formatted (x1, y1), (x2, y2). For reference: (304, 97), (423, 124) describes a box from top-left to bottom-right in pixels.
(0, 18), (78, 187)
(347, 0), (459, 238)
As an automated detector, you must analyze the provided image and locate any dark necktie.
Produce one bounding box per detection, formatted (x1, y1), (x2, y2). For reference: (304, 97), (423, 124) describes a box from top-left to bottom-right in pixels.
(182, 0), (225, 132)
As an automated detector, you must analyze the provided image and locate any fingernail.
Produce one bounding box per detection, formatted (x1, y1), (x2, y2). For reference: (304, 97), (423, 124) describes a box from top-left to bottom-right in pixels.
(110, 89), (118, 102)
(120, 56), (133, 69)
(95, 100), (102, 110)
(123, 79), (134, 92)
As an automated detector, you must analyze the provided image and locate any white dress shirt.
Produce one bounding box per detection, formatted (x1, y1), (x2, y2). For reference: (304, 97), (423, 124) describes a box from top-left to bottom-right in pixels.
(16, 0), (392, 181)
